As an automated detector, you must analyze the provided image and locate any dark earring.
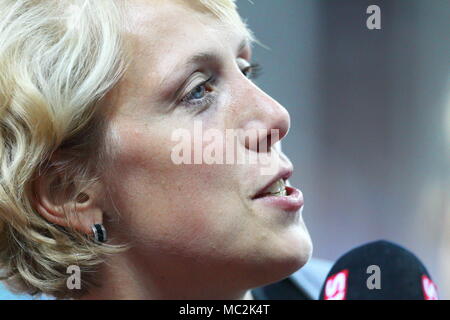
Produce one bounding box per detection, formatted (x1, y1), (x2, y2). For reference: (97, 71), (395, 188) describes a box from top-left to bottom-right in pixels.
(91, 223), (107, 243)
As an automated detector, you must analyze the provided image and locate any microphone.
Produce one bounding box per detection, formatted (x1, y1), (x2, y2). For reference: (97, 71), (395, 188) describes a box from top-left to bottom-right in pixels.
(319, 240), (439, 300)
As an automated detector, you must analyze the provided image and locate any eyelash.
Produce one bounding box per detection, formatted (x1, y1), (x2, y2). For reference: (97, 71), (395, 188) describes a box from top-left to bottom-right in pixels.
(181, 62), (263, 109)
(243, 62), (263, 79)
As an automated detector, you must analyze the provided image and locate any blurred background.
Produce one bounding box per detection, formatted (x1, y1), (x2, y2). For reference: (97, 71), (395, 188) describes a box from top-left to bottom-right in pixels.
(0, 0), (448, 300)
(237, 0), (450, 298)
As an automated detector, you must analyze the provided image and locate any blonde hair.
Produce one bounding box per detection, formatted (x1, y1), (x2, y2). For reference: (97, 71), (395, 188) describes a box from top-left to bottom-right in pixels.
(0, 0), (254, 299)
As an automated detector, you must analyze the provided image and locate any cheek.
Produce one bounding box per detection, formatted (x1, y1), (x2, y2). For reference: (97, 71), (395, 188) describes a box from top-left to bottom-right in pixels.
(103, 120), (249, 255)
(112, 168), (246, 258)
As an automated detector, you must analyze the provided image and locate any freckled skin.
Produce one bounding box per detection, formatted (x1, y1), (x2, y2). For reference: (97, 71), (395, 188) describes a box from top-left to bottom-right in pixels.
(87, 0), (312, 299)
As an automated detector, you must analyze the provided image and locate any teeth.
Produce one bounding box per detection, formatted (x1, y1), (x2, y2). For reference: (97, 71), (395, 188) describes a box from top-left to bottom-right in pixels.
(265, 179), (287, 196)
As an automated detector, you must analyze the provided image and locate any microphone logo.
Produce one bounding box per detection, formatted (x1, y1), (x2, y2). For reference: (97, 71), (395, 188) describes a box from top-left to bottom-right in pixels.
(422, 275), (439, 300)
(323, 269), (349, 300)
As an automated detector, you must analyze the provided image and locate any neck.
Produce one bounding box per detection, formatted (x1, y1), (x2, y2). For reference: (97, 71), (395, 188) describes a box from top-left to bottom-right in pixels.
(79, 249), (256, 300)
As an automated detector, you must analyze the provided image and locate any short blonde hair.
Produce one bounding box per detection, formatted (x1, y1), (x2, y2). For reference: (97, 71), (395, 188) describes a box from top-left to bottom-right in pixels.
(0, 0), (254, 299)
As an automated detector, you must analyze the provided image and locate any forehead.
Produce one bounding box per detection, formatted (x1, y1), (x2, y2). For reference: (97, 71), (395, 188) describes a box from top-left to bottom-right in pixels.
(124, 0), (248, 74)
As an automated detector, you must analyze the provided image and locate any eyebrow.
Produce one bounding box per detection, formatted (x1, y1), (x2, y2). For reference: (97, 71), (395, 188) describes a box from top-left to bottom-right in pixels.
(183, 38), (249, 68)
(159, 38), (251, 103)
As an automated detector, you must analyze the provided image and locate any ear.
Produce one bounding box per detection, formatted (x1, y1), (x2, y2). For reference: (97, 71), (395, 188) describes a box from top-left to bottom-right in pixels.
(32, 167), (105, 236)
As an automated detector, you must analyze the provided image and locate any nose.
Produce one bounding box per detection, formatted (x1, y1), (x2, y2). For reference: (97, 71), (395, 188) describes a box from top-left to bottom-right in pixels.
(237, 82), (290, 153)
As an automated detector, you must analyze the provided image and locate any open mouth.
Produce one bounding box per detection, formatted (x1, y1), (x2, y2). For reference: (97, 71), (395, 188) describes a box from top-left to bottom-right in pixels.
(251, 168), (303, 212)
(252, 178), (290, 199)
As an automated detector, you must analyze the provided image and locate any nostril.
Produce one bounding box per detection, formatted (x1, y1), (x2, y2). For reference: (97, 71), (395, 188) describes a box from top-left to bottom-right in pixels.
(241, 127), (282, 152)
(252, 133), (275, 153)
(259, 134), (272, 153)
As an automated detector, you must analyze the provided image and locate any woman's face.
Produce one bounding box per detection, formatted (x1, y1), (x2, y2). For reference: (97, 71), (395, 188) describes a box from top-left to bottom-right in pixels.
(100, 0), (312, 290)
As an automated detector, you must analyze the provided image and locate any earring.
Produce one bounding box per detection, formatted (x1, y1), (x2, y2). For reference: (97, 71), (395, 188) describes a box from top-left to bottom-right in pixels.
(91, 223), (107, 243)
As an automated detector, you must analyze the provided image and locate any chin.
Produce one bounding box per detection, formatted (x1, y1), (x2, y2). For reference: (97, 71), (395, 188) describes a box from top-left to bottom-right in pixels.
(275, 227), (313, 275)
(246, 225), (313, 288)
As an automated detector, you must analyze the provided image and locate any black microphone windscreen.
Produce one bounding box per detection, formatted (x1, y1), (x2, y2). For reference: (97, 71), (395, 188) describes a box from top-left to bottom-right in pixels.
(319, 240), (438, 300)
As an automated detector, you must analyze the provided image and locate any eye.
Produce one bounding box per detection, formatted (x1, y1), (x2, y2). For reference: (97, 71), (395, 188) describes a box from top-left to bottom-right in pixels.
(238, 58), (263, 80)
(242, 63), (262, 79)
(188, 82), (208, 100)
(180, 76), (216, 109)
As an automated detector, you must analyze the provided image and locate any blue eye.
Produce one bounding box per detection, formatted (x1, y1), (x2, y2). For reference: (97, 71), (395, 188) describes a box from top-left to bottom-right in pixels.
(189, 84), (207, 100)
(181, 76), (216, 109)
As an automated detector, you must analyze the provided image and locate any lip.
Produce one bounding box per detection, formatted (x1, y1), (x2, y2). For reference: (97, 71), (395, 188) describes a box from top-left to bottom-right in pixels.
(253, 186), (304, 212)
(252, 167), (293, 199)
(251, 166), (304, 212)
